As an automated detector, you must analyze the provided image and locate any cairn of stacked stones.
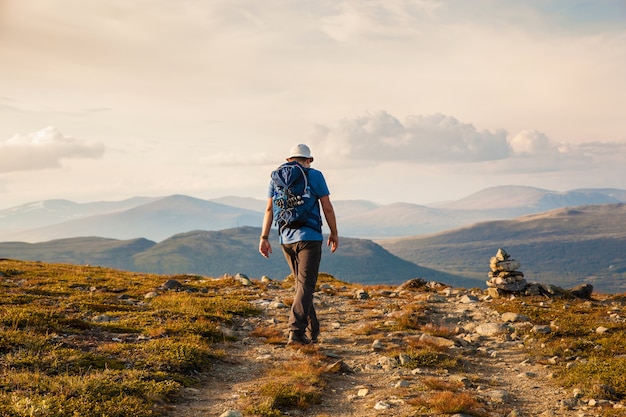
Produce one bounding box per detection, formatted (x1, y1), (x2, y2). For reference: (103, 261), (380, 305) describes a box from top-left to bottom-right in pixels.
(487, 248), (527, 295)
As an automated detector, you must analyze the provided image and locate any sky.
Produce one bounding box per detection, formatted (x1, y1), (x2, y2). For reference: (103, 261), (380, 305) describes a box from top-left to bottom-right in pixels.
(1, 0), (625, 210)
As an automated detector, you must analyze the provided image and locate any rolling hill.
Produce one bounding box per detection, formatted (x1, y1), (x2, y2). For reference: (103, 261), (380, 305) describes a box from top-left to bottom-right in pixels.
(377, 204), (626, 294)
(3, 204), (626, 292)
(0, 226), (479, 288)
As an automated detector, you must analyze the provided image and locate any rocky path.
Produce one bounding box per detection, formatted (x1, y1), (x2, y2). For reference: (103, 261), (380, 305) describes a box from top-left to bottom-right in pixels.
(169, 281), (599, 417)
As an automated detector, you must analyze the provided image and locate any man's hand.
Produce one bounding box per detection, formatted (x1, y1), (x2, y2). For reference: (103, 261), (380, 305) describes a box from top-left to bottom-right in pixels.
(327, 233), (338, 253)
(259, 239), (272, 258)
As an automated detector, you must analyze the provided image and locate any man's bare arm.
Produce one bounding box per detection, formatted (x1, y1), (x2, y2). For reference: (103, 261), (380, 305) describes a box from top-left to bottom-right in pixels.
(320, 195), (338, 253)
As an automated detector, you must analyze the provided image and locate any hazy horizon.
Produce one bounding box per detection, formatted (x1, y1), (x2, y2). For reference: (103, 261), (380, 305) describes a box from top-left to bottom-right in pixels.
(1, 1), (625, 209)
(3, 184), (625, 213)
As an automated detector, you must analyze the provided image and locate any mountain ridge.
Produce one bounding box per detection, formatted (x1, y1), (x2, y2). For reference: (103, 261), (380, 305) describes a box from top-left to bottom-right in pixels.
(0, 226), (479, 288)
(2, 185), (625, 242)
(2, 203), (626, 292)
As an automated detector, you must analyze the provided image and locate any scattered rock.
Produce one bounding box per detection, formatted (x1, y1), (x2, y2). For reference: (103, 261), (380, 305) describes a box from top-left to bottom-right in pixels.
(162, 279), (183, 290)
(396, 278), (427, 291)
(449, 375), (472, 387)
(487, 389), (510, 402)
(596, 326), (609, 334)
(570, 283), (593, 299)
(475, 322), (510, 336)
(269, 300), (288, 309)
(398, 353), (411, 365)
(460, 294), (479, 303)
(325, 360), (354, 374)
(426, 294), (447, 303)
(371, 339), (385, 351)
(395, 380), (410, 388)
(373, 401), (391, 410)
(219, 411), (243, 417)
(92, 314), (117, 323)
(501, 312), (530, 322)
(378, 356), (398, 370)
(532, 325), (552, 334)
(235, 273), (253, 286)
(419, 333), (456, 348)
(355, 289), (369, 299)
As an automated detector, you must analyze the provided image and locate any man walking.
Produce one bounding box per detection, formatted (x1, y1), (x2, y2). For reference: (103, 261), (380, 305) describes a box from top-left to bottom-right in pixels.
(259, 144), (338, 345)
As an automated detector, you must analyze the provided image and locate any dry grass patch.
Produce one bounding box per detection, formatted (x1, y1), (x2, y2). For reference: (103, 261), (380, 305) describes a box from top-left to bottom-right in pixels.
(282, 296), (294, 308)
(250, 326), (285, 345)
(421, 376), (465, 391)
(408, 390), (486, 416)
(248, 358), (327, 416)
(396, 346), (461, 370)
(282, 272), (352, 290)
(491, 294), (626, 403)
(0, 259), (258, 416)
(352, 321), (380, 336)
(391, 303), (428, 330)
(558, 356), (626, 401)
(419, 322), (456, 338)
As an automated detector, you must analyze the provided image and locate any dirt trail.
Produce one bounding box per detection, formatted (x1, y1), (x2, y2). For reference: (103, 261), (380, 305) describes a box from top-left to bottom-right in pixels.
(170, 285), (575, 417)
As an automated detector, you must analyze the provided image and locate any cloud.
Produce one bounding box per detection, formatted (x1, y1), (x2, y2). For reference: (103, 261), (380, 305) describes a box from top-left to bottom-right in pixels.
(309, 111), (510, 164)
(509, 130), (556, 155)
(308, 111), (626, 174)
(0, 127), (105, 173)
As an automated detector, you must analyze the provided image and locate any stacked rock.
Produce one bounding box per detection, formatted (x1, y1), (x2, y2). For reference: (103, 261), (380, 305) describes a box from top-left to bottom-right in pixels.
(486, 248), (527, 293)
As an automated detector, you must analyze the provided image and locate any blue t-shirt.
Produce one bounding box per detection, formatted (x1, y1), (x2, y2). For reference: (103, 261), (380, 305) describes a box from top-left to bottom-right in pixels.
(268, 167), (330, 244)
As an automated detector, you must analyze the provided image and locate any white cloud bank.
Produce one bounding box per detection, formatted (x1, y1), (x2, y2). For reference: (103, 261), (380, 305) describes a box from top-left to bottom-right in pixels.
(0, 127), (105, 173)
(305, 111), (618, 174)
(309, 112), (509, 163)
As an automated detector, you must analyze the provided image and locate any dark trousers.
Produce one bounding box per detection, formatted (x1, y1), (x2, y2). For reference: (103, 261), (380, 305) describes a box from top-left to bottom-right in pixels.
(281, 240), (322, 335)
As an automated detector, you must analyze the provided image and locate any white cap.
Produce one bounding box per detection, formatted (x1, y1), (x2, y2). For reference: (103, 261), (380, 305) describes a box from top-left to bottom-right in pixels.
(288, 143), (313, 159)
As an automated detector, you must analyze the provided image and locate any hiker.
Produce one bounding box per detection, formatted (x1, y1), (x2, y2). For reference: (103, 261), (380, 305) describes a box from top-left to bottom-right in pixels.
(259, 143), (339, 345)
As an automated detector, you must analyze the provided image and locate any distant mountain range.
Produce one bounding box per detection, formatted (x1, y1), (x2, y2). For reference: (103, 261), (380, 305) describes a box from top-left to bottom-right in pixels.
(1, 188), (625, 292)
(1, 186), (625, 242)
(0, 226), (478, 288)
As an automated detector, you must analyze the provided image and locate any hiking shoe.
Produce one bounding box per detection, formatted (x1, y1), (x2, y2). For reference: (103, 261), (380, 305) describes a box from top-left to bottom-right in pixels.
(287, 331), (311, 345)
(306, 330), (319, 344)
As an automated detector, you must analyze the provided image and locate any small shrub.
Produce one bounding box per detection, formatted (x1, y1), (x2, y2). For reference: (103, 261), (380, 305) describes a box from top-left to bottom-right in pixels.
(251, 326), (284, 344)
(420, 322), (456, 337)
(394, 308), (424, 330)
(399, 347), (460, 370)
(430, 391), (482, 414)
(422, 376), (465, 391)
(558, 356), (626, 400)
(255, 359), (325, 414)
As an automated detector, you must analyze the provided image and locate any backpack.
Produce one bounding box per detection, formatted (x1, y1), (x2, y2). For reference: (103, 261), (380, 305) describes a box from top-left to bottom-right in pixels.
(271, 161), (320, 233)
